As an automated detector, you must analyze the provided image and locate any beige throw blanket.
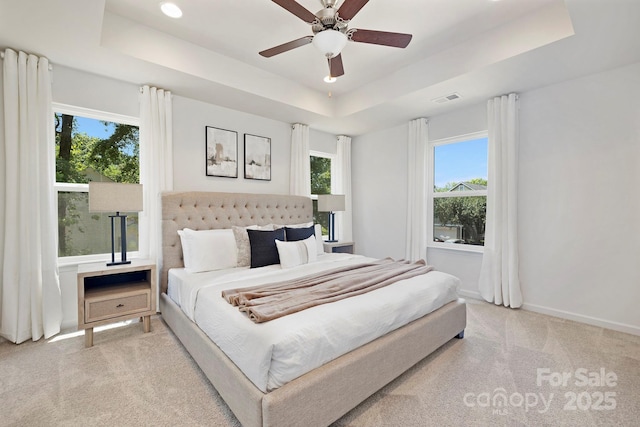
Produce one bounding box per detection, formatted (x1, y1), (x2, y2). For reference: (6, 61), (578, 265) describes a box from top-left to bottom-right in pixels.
(222, 258), (434, 323)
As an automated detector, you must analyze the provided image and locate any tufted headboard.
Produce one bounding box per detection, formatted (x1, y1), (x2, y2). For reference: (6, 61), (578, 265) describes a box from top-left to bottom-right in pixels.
(160, 191), (313, 293)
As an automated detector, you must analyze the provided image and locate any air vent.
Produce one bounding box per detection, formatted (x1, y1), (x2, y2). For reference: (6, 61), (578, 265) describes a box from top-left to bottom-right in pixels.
(432, 92), (462, 104)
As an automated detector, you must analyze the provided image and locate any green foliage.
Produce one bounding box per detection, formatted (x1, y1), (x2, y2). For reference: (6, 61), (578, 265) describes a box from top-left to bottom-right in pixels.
(433, 178), (487, 245)
(55, 113), (139, 256)
(310, 156), (332, 235)
(89, 121), (139, 183)
(434, 196), (486, 245)
(467, 178), (488, 186)
(55, 114), (139, 184)
(310, 156), (331, 195)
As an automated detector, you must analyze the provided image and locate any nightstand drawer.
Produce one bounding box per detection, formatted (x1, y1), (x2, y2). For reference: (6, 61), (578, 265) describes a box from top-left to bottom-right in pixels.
(323, 241), (355, 254)
(85, 290), (151, 323)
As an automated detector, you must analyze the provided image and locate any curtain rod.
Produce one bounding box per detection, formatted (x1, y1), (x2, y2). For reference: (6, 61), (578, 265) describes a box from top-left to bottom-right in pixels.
(0, 51), (54, 71)
(139, 86), (174, 96)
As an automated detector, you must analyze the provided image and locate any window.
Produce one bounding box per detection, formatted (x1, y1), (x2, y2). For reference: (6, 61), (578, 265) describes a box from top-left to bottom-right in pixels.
(54, 104), (140, 260)
(428, 133), (488, 251)
(310, 151), (335, 235)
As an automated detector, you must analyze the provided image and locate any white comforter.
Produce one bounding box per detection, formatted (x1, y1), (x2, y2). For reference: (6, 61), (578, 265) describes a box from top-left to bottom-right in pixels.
(168, 253), (460, 392)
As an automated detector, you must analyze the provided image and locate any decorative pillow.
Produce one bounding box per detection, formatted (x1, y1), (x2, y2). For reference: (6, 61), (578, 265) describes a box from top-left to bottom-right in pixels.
(247, 228), (286, 268)
(285, 225), (315, 242)
(276, 235), (317, 269)
(232, 224), (274, 267)
(314, 224), (325, 255)
(177, 228), (237, 273)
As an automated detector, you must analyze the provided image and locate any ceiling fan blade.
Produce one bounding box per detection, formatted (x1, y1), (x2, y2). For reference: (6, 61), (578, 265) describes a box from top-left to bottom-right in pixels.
(272, 0), (317, 24)
(259, 36), (313, 57)
(328, 54), (345, 77)
(337, 0), (370, 21)
(350, 29), (412, 48)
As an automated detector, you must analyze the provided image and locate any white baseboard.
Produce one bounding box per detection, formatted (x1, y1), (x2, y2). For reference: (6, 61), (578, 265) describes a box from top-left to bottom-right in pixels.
(521, 302), (640, 337)
(457, 289), (640, 337)
(458, 289), (482, 300)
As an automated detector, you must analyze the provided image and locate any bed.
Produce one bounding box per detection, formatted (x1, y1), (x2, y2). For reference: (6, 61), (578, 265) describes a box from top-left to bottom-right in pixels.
(159, 191), (466, 427)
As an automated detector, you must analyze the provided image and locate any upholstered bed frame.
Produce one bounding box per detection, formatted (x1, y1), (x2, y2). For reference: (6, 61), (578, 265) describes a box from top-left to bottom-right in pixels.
(159, 191), (466, 427)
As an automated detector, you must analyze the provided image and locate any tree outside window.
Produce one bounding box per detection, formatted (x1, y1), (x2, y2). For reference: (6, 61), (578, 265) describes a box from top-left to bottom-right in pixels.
(55, 111), (139, 258)
(430, 136), (488, 248)
(310, 154), (332, 235)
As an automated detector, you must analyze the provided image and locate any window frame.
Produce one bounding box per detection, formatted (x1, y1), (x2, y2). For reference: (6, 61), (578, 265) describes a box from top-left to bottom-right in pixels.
(309, 150), (337, 199)
(53, 103), (142, 265)
(309, 150), (336, 238)
(427, 131), (488, 254)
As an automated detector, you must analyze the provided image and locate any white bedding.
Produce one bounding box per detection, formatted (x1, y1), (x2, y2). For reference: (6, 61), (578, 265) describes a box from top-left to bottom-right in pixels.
(167, 253), (460, 392)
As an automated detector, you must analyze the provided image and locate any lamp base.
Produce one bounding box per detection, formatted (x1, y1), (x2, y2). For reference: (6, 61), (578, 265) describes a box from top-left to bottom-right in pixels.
(107, 260), (132, 267)
(324, 239), (338, 243)
(107, 213), (131, 267)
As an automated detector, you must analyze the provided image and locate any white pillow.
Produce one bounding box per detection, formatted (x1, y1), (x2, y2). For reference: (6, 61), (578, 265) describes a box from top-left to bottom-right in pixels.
(276, 235), (317, 269)
(314, 224), (325, 255)
(177, 228), (237, 273)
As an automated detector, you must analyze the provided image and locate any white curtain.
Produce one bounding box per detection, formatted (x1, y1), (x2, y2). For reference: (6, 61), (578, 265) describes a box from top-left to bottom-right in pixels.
(289, 123), (310, 197)
(405, 118), (429, 262)
(335, 135), (352, 241)
(478, 93), (523, 308)
(139, 86), (173, 271)
(0, 48), (62, 343)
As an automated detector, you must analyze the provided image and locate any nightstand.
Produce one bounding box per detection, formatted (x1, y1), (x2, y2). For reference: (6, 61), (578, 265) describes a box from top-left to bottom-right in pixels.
(323, 241), (355, 254)
(77, 259), (156, 347)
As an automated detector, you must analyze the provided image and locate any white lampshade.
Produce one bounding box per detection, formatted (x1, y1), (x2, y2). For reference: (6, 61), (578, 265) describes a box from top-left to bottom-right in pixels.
(318, 194), (345, 212)
(89, 182), (143, 213)
(312, 30), (348, 58)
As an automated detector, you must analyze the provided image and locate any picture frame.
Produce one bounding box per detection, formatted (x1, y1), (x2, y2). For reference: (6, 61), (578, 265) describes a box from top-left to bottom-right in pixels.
(205, 126), (238, 178)
(244, 134), (271, 181)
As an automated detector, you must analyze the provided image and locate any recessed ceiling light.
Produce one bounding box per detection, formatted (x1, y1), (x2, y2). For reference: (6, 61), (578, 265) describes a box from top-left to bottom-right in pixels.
(324, 75), (337, 83)
(160, 2), (182, 18)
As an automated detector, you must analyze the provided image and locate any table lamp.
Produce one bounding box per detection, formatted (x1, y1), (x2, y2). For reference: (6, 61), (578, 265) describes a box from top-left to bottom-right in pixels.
(89, 182), (143, 266)
(317, 194), (345, 243)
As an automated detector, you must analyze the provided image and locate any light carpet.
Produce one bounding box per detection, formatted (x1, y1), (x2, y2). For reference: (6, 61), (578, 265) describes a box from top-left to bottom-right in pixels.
(1, 299), (639, 426)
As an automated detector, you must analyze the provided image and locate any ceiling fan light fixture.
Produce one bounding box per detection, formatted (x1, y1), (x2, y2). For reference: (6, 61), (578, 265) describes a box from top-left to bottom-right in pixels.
(160, 2), (182, 18)
(324, 75), (337, 83)
(312, 29), (348, 58)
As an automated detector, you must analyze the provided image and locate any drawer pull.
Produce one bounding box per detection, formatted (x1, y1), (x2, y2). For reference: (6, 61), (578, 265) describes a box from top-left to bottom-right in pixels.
(116, 303), (125, 308)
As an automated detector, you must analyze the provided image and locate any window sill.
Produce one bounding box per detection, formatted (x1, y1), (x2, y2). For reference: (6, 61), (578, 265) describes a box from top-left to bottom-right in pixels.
(58, 252), (142, 269)
(428, 243), (484, 254)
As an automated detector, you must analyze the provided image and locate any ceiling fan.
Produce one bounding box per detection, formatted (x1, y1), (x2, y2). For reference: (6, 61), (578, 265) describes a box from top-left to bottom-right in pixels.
(259, 0), (412, 79)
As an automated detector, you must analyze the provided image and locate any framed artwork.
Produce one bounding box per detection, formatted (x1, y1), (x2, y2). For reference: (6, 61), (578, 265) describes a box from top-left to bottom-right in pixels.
(206, 126), (238, 178)
(244, 134), (271, 181)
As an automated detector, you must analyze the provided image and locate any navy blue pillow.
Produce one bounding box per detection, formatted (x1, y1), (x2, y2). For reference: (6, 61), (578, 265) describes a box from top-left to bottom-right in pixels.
(247, 228), (285, 268)
(285, 225), (315, 242)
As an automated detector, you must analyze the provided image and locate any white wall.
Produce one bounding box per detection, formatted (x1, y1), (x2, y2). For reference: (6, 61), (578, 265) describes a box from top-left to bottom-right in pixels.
(352, 103), (487, 293)
(352, 123), (408, 260)
(172, 96), (291, 194)
(352, 61), (640, 335)
(518, 61), (640, 333)
(172, 101), (339, 195)
(53, 66), (141, 330)
(50, 67), (337, 329)
(310, 128), (337, 155)
(13, 60), (640, 335)
(53, 66), (139, 117)
(425, 104), (488, 298)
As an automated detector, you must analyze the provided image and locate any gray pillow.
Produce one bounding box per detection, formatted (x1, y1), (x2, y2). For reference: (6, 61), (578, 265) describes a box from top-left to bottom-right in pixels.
(232, 225), (273, 267)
